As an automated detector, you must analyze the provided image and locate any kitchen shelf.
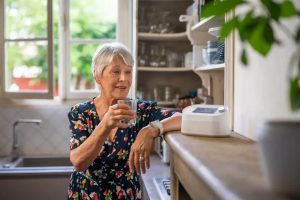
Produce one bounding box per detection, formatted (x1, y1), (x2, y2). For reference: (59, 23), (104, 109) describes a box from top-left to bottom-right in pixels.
(138, 32), (187, 41)
(157, 101), (175, 106)
(138, 67), (193, 72)
(136, 0), (201, 108)
(208, 27), (221, 37)
(191, 16), (223, 32)
(195, 63), (225, 71)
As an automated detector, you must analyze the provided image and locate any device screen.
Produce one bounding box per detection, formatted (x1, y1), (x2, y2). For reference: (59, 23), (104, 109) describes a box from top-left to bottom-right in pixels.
(192, 107), (218, 114)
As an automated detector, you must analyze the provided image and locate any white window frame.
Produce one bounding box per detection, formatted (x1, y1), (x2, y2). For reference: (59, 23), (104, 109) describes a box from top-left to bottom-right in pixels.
(0, 0), (133, 100)
(59, 0), (133, 100)
(0, 0), (54, 99)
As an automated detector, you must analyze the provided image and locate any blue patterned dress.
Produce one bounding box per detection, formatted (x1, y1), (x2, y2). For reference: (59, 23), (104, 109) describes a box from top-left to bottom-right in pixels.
(67, 98), (175, 200)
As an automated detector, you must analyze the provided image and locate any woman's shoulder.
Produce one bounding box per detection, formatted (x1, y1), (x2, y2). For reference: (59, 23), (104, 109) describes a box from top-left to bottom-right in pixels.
(69, 99), (94, 115)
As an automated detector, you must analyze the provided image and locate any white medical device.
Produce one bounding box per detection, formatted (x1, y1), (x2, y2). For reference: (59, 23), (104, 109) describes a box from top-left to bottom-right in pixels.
(181, 104), (230, 136)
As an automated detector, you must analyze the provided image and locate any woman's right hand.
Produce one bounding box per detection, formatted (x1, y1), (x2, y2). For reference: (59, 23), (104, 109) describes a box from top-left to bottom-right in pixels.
(101, 103), (135, 130)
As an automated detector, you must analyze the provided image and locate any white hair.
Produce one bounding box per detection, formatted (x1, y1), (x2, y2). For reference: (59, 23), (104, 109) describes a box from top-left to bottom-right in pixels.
(92, 42), (134, 79)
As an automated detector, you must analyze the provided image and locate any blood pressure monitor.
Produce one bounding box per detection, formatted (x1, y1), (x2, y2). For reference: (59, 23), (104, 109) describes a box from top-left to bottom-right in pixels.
(181, 104), (230, 136)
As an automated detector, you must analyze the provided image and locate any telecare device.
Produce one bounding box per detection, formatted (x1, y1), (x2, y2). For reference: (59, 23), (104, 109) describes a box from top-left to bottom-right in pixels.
(181, 104), (230, 136)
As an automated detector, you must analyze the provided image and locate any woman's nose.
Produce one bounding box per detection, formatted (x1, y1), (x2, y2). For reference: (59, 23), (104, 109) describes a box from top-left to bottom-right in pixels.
(119, 72), (127, 81)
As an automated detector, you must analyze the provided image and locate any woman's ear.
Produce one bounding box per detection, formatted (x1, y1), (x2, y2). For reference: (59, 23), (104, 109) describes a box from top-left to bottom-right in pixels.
(94, 72), (102, 85)
(95, 76), (101, 85)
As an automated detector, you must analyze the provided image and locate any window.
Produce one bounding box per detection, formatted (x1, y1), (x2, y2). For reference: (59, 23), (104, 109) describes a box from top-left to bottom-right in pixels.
(0, 0), (53, 99)
(0, 0), (132, 100)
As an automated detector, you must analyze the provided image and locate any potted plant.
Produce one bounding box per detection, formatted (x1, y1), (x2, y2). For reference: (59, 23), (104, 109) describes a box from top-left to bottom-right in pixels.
(203, 0), (300, 110)
(203, 0), (300, 196)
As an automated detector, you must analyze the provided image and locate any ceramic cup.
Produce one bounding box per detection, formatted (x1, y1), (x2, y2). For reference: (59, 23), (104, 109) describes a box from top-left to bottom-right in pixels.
(117, 99), (138, 126)
(257, 120), (300, 197)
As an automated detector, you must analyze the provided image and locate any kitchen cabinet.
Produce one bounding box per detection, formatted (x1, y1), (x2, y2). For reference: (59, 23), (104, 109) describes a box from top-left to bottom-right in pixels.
(134, 0), (202, 108)
(133, 0), (233, 111)
(186, 5), (234, 126)
(189, 15), (226, 105)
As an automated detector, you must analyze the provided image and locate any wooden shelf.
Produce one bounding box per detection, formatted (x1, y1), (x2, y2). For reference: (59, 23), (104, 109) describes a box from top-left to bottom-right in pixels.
(138, 67), (193, 72)
(138, 32), (187, 41)
(157, 101), (175, 106)
(195, 63), (225, 71)
(191, 16), (223, 32)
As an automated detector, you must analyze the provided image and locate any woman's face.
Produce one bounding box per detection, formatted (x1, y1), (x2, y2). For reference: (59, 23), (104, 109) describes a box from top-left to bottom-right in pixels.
(97, 55), (132, 100)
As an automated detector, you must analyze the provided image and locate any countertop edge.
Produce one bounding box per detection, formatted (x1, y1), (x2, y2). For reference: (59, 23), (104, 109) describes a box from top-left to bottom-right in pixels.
(0, 167), (74, 176)
(165, 132), (243, 200)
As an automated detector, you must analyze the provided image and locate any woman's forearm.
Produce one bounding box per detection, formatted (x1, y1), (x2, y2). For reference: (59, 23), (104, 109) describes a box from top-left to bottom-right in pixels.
(70, 122), (110, 172)
(161, 112), (182, 134)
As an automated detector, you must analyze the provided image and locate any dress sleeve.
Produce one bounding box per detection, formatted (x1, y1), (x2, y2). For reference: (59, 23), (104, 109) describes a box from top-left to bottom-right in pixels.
(138, 100), (176, 128)
(68, 105), (89, 150)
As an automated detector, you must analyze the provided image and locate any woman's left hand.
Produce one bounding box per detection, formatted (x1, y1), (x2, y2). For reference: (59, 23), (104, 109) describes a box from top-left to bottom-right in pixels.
(128, 126), (157, 175)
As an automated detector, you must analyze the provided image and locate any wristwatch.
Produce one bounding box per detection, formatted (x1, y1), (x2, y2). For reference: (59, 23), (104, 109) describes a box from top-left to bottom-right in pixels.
(150, 120), (164, 137)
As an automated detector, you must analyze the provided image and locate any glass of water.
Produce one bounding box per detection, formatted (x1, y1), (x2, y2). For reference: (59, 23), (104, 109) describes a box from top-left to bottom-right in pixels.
(117, 99), (138, 126)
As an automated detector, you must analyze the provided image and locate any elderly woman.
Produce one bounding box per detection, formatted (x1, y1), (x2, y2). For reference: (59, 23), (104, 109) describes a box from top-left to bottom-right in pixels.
(67, 42), (181, 199)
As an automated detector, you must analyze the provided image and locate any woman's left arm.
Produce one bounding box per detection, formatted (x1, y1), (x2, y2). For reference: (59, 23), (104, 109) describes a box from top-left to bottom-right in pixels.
(129, 112), (182, 175)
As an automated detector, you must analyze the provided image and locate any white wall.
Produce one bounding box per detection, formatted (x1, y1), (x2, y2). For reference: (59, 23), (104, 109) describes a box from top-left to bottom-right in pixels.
(234, 14), (300, 140)
(0, 103), (71, 156)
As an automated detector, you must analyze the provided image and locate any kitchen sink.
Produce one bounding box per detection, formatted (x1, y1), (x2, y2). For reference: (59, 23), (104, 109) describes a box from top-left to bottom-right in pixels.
(14, 156), (72, 167)
(0, 156), (73, 200)
(0, 156), (72, 169)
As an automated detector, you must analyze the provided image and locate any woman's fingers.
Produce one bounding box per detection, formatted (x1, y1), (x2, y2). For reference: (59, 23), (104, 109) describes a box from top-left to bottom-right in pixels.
(111, 103), (131, 111)
(129, 128), (155, 175)
(129, 147), (148, 175)
(129, 151), (134, 173)
(111, 105), (135, 120)
(112, 108), (135, 116)
(140, 152), (146, 174)
(134, 151), (141, 175)
(112, 114), (135, 121)
(144, 152), (150, 169)
(104, 104), (135, 129)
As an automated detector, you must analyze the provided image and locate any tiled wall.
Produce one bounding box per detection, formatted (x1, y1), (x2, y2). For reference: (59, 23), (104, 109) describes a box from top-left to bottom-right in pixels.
(0, 105), (71, 157)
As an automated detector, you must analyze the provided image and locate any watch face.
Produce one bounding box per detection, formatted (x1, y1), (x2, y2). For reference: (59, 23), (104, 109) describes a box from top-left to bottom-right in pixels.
(152, 120), (160, 128)
(152, 120), (158, 127)
(151, 120), (163, 135)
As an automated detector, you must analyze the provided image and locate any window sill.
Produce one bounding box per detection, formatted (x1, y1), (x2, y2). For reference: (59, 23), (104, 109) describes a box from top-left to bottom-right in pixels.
(0, 97), (89, 107)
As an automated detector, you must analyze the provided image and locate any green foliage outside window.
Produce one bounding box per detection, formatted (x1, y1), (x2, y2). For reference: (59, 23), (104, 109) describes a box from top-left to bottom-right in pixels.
(6, 0), (117, 91)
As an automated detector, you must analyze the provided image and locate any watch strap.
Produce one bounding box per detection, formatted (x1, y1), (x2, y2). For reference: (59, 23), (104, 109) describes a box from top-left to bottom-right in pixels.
(150, 120), (164, 137)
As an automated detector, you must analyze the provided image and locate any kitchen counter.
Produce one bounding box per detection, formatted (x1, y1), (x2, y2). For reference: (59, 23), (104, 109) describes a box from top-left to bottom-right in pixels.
(165, 132), (293, 200)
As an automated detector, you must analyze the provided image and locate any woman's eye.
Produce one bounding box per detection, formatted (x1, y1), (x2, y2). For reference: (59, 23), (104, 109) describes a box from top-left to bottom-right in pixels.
(126, 70), (132, 74)
(112, 71), (120, 74)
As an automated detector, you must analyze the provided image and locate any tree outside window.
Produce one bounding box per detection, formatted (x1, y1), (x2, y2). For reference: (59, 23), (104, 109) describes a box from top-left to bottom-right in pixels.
(4, 0), (117, 95)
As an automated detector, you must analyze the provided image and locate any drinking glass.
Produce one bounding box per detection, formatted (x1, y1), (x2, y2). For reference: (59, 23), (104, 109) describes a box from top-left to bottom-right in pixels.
(138, 42), (148, 66)
(117, 99), (138, 125)
(167, 51), (178, 67)
(149, 45), (160, 67)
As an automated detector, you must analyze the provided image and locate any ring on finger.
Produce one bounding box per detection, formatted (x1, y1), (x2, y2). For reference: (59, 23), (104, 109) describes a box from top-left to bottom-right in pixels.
(112, 104), (117, 110)
(139, 156), (144, 162)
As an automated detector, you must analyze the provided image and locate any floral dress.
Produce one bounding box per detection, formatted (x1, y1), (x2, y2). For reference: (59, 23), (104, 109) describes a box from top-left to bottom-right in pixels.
(67, 98), (175, 200)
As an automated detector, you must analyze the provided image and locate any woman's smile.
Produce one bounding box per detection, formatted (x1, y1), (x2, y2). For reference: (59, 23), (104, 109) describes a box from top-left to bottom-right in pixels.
(115, 85), (128, 92)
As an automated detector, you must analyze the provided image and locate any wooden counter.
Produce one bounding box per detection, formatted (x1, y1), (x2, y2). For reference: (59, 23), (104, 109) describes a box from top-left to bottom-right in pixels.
(165, 132), (291, 200)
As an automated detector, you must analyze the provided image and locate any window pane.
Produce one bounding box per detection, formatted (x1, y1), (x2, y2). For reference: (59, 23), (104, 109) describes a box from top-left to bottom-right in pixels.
(5, 41), (48, 92)
(70, 43), (98, 91)
(70, 0), (117, 39)
(5, 0), (47, 39)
